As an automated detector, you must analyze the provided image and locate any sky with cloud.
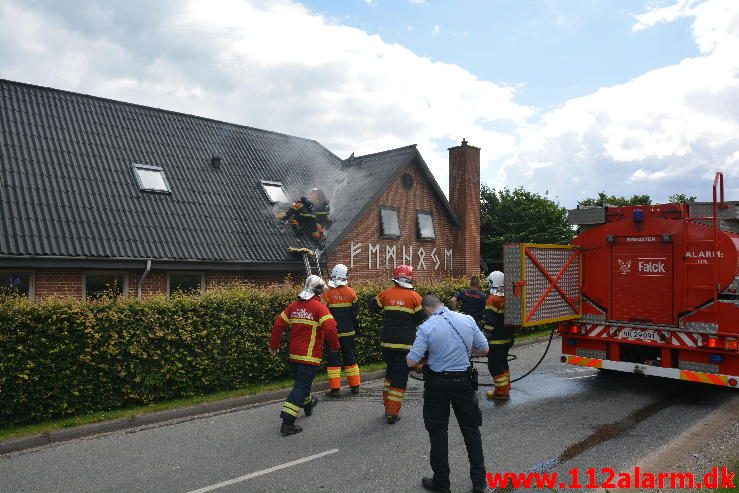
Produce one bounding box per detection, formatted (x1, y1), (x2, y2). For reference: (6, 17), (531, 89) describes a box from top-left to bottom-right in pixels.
(1, 0), (737, 206)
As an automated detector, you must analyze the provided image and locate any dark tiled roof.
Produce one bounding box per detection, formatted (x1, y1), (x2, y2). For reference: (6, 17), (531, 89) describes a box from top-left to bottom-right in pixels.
(0, 79), (458, 266)
(326, 146), (460, 250)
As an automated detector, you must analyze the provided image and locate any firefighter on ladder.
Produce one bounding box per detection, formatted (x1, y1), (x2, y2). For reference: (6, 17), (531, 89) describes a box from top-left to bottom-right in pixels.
(283, 194), (326, 244)
(483, 271), (514, 400)
(270, 275), (339, 436)
(323, 264), (362, 397)
(369, 265), (426, 424)
(310, 188), (331, 231)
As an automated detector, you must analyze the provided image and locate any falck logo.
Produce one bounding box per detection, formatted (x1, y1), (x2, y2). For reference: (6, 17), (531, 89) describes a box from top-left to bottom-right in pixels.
(292, 308), (314, 320)
(618, 259), (632, 275)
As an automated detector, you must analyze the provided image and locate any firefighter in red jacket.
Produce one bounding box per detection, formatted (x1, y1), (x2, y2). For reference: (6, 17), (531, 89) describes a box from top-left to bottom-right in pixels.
(323, 264), (362, 397)
(369, 265), (426, 424)
(483, 271), (514, 400)
(270, 275), (339, 436)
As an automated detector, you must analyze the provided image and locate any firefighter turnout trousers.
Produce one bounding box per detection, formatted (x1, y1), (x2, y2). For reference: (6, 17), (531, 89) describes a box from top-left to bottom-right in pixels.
(382, 349), (411, 418)
(487, 339), (513, 399)
(280, 363), (319, 424)
(325, 336), (361, 390)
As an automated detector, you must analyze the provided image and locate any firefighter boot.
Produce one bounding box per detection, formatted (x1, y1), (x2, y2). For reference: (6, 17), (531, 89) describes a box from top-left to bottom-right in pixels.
(325, 389), (341, 398)
(280, 421), (303, 436)
(326, 366), (342, 395)
(303, 396), (318, 416)
(344, 364), (361, 391)
(385, 387), (405, 423)
(487, 374), (509, 400)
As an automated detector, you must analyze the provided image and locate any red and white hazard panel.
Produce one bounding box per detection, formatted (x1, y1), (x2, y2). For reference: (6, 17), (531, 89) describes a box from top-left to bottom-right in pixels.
(504, 243), (582, 327)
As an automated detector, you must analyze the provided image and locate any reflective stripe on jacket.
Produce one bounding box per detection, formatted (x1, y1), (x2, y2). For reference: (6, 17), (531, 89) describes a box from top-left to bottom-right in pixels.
(484, 294), (514, 341)
(369, 285), (425, 350)
(271, 296), (339, 365)
(322, 285), (359, 337)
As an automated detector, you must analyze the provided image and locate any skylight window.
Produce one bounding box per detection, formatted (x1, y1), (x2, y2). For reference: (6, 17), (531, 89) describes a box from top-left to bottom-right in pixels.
(132, 163), (171, 193)
(261, 180), (290, 204)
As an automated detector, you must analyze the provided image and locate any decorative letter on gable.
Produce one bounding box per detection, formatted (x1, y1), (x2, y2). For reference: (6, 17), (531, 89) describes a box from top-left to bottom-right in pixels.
(431, 248), (440, 270)
(386, 245), (397, 269)
(444, 248), (453, 271)
(417, 247), (427, 270)
(350, 242), (362, 269)
(369, 243), (380, 269)
(403, 246), (413, 267)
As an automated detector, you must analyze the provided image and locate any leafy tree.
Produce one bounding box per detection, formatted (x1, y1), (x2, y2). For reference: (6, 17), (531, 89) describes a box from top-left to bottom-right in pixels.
(480, 186), (573, 263)
(667, 193), (697, 204)
(578, 192), (652, 207)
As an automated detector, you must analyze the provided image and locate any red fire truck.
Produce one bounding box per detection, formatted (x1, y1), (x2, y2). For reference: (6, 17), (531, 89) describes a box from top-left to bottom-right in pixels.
(504, 172), (738, 388)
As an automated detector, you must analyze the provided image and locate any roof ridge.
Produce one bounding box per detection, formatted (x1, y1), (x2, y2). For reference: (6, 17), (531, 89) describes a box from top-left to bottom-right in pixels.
(352, 144), (417, 160)
(0, 78), (324, 146)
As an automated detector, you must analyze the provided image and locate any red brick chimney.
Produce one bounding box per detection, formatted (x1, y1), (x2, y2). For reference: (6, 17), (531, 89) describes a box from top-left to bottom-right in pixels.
(448, 138), (481, 276)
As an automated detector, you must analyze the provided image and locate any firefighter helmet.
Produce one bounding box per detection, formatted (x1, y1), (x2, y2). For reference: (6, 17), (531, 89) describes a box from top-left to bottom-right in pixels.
(299, 275), (326, 300)
(328, 264), (349, 288)
(393, 265), (414, 289)
(488, 271), (504, 295)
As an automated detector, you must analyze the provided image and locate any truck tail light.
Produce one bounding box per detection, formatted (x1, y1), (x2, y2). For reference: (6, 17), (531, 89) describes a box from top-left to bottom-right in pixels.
(558, 324), (580, 335)
(729, 378), (738, 387)
(707, 337), (718, 348)
(726, 338), (738, 350)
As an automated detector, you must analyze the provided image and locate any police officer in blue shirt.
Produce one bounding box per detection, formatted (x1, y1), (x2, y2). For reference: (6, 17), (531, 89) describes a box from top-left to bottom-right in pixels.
(407, 294), (489, 493)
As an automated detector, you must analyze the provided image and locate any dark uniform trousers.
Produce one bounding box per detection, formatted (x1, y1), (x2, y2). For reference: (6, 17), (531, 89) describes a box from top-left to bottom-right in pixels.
(326, 336), (357, 367)
(487, 340), (513, 376)
(280, 363), (318, 424)
(423, 373), (486, 489)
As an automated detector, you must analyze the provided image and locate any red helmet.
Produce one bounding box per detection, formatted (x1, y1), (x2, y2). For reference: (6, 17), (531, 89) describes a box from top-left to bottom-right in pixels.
(393, 265), (413, 288)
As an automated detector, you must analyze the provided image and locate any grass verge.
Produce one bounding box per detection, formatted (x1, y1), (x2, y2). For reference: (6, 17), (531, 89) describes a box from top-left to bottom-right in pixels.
(516, 325), (557, 343)
(0, 361), (387, 443)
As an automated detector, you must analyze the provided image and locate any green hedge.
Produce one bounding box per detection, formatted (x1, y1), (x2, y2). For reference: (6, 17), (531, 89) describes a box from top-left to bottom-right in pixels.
(0, 278), (551, 425)
(0, 278), (480, 425)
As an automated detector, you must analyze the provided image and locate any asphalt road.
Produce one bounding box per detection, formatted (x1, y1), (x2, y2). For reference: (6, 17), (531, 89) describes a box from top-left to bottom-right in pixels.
(1, 339), (735, 493)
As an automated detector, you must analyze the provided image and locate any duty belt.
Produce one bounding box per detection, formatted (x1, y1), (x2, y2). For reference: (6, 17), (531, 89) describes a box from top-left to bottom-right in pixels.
(428, 370), (468, 378)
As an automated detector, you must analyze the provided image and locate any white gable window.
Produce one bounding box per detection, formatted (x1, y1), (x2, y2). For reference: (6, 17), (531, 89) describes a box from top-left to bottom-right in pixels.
(416, 211), (436, 240)
(132, 163), (171, 193)
(261, 180), (290, 204)
(380, 206), (401, 238)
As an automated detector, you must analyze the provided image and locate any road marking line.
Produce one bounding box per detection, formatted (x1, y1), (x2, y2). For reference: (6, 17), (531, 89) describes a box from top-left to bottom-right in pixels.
(185, 448), (339, 493)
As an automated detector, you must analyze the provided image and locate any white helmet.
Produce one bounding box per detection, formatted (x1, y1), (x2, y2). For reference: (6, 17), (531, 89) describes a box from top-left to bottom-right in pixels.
(298, 275), (326, 300)
(328, 264), (349, 288)
(488, 271), (504, 295)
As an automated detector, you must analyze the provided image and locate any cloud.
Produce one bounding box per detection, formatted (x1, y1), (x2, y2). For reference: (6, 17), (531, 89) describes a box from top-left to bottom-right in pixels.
(0, 0), (531, 195)
(499, 0), (739, 204)
(1, 0), (737, 206)
(432, 24), (441, 35)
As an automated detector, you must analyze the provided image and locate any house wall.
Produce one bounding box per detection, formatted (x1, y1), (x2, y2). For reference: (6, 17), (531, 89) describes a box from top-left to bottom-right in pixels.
(17, 269), (299, 301)
(327, 161), (462, 283)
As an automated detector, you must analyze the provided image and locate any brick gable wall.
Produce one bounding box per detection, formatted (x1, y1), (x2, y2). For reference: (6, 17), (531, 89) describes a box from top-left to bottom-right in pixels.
(326, 160), (461, 282)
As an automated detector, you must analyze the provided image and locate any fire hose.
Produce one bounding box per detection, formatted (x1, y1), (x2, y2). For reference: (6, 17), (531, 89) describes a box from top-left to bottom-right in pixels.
(409, 326), (557, 385)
